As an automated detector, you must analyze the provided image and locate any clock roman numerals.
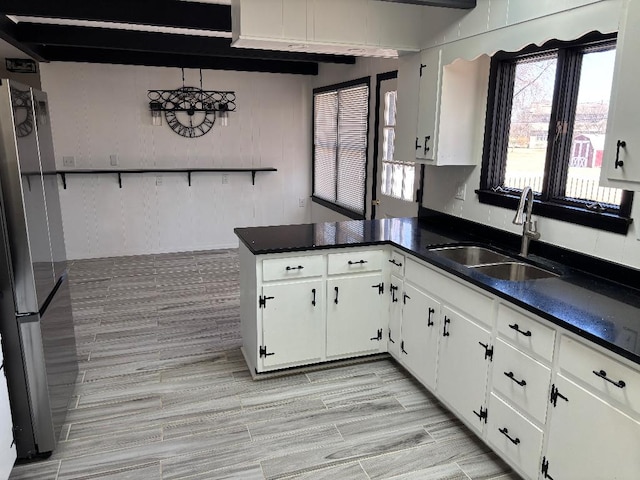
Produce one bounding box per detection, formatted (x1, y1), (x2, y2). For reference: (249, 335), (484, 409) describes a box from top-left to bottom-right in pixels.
(165, 110), (215, 138)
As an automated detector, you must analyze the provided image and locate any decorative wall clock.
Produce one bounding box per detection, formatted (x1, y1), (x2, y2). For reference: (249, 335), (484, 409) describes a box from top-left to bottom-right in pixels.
(11, 88), (34, 138)
(147, 70), (236, 139)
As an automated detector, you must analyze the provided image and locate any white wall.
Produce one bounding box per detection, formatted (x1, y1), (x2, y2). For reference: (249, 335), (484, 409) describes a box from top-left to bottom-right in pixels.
(416, 0), (640, 271)
(310, 56), (398, 223)
(40, 63), (312, 259)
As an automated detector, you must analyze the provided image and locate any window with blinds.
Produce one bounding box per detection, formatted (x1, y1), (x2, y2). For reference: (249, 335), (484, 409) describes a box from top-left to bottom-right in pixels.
(313, 79), (370, 218)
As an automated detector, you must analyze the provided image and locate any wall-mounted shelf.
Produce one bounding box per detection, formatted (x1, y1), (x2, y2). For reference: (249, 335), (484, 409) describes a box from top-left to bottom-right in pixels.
(56, 167), (278, 189)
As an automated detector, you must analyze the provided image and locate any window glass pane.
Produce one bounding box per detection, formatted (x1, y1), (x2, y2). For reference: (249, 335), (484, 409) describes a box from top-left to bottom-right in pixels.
(384, 91), (397, 127)
(565, 48), (621, 205)
(336, 85), (368, 214)
(402, 165), (414, 201)
(313, 92), (338, 203)
(504, 56), (557, 193)
(383, 128), (395, 161)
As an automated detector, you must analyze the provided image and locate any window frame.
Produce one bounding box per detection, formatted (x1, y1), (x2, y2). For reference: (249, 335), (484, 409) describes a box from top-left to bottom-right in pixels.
(478, 32), (633, 235)
(312, 77), (371, 220)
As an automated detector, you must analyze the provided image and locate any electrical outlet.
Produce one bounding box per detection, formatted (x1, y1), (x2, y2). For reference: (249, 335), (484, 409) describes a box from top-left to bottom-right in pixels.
(222, 174), (229, 184)
(62, 156), (75, 167)
(156, 175), (163, 186)
(455, 182), (466, 201)
(109, 154), (118, 166)
(298, 197), (306, 208)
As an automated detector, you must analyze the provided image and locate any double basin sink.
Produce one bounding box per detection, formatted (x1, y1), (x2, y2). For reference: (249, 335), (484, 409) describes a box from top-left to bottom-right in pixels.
(429, 246), (558, 282)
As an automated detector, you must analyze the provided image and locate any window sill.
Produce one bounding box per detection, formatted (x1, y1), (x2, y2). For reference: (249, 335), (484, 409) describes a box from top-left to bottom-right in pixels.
(476, 189), (632, 235)
(311, 196), (365, 221)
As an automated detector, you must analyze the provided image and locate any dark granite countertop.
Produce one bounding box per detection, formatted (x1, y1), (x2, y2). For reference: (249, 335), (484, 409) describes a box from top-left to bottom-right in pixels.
(235, 217), (640, 365)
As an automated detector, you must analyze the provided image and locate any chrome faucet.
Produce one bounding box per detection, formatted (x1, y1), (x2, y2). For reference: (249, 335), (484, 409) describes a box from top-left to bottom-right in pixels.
(512, 186), (540, 257)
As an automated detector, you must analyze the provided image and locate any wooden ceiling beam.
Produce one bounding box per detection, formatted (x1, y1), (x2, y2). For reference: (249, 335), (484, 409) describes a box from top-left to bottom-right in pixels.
(18, 24), (356, 65)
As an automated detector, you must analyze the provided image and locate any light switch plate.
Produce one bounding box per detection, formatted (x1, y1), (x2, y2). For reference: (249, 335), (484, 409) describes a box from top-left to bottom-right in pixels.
(222, 174), (229, 184)
(156, 175), (163, 186)
(62, 156), (75, 167)
(455, 182), (466, 201)
(110, 154), (118, 166)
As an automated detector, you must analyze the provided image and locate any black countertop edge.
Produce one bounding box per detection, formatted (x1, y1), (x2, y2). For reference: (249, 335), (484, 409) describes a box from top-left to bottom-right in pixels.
(390, 242), (640, 365)
(235, 217), (640, 366)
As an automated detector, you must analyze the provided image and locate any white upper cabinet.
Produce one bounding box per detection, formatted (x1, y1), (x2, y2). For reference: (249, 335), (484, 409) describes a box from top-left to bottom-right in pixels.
(231, 0), (423, 57)
(600, 0), (640, 187)
(407, 46), (490, 166)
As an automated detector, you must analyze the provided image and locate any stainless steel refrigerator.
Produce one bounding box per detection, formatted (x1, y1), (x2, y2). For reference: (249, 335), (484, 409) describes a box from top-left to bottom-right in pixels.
(0, 80), (78, 459)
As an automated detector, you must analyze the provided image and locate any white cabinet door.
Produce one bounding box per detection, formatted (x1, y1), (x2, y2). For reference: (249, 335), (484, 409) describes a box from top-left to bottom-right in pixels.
(544, 374), (640, 480)
(327, 273), (384, 358)
(388, 275), (402, 359)
(261, 280), (324, 368)
(415, 48), (442, 161)
(600, 0), (640, 187)
(400, 283), (440, 390)
(0, 342), (16, 480)
(437, 306), (492, 432)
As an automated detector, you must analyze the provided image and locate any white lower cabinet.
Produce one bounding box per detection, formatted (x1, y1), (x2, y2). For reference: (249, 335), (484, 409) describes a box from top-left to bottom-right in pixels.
(487, 393), (543, 480)
(388, 275), (402, 359)
(437, 306), (492, 432)
(543, 373), (640, 480)
(326, 273), (384, 358)
(1, 337), (16, 480)
(399, 282), (440, 390)
(260, 280), (324, 369)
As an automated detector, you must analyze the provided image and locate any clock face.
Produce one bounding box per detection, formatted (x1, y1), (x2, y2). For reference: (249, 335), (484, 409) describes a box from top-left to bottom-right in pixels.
(164, 87), (216, 138)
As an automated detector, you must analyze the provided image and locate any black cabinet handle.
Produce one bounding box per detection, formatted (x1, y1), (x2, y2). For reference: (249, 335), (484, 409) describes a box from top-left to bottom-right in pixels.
(388, 330), (395, 344)
(401, 340), (408, 355)
(615, 140), (626, 169)
(334, 286), (339, 305)
(427, 307), (435, 327)
(499, 427), (520, 445)
(415, 137), (422, 150)
(390, 284), (398, 303)
(389, 259), (403, 267)
(403, 293), (410, 304)
(504, 371), (527, 387)
(311, 288), (316, 307)
(508, 323), (532, 337)
(286, 265), (304, 271)
(593, 369), (626, 388)
(423, 135), (431, 155)
(348, 260), (368, 265)
(443, 316), (451, 337)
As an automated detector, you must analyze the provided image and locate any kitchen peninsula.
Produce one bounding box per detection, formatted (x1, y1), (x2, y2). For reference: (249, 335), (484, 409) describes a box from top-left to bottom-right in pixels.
(235, 212), (640, 480)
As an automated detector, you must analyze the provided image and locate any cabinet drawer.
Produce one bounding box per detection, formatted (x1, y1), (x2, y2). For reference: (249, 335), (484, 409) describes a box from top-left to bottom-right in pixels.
(262, 255), (324, 282)
(388, 251), (405, 277)
(406, 258), (492, 326)
(492, 338), (551, 424)
(487, 393), (544, 480)
(559, 336), (640, 416)
(327, 250), (383, 275)
(497, 304), (555, 362)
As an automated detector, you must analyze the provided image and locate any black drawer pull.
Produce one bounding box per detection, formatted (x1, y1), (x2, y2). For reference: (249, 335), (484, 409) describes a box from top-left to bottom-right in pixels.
(508, 323), (532, 337)
(427, 307), (435, 327)
(423, 135), (431, 155)
(334, 286), (339, 305)
(593, 369), (626, 388)
(403, 293), (410, 304)
(389, 259), (402, 267)
(504, 371), (527, 387)
(311, 288), (316, 307)
(286, 265), (304, 271)
(499, 427), (520, 445)
(348, 260), (368, 265)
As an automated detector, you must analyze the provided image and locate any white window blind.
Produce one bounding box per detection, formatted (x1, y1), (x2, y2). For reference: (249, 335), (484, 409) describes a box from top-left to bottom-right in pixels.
(314, 83), (369, 216)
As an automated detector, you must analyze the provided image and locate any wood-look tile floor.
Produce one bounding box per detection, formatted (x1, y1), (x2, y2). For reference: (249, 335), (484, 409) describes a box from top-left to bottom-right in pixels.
(9, 249), (519, 480)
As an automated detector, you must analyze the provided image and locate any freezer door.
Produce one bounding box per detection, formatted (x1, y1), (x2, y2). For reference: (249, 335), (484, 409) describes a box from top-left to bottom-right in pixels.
(32, 89), (67, 280)
(0, 80), (56, 313)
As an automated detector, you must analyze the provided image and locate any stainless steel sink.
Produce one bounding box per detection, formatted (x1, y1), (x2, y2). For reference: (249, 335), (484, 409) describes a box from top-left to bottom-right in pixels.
(429, 246), (514, 266)
(470, 262), (558, 281)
